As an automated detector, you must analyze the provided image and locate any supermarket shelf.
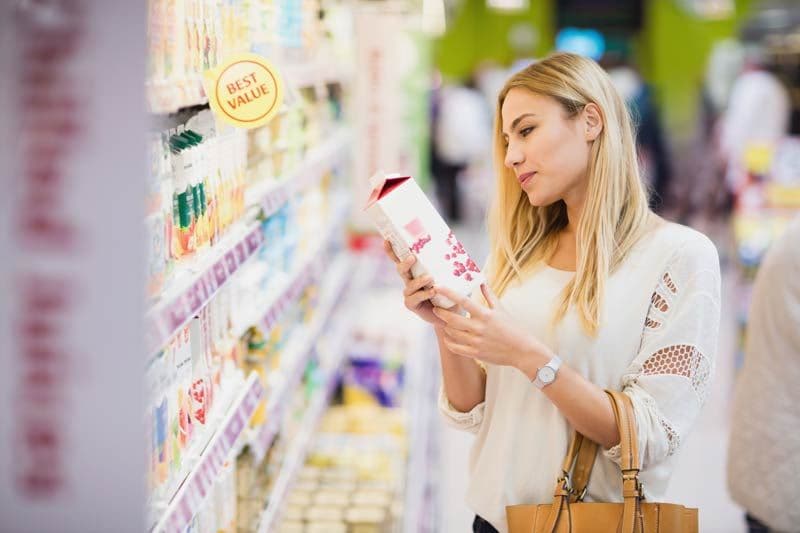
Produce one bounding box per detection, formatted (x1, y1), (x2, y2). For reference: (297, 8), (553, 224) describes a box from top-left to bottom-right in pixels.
(245, 126), (351, 216)
(253, 254), (377, 532)
(249, 252), (353, 463)
(255, 317), (353, 533)
(145, 223), (265, 359)
(151, 372), (265, 533)
(147, 60), (350, 114)
(145, 131), (349, 360)
(230, 199), (350, 342)
(282, 60), (352, 90)
(147, 79), (208, 115)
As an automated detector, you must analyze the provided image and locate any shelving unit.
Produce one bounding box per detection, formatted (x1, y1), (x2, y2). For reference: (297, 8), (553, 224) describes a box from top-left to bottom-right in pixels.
(249, 252), (353, 462)
(254, 315), (354, 533)
(139, 6), (384, 533)
(147, 61), (351, 115)
(252, 255), (376, 531)
(145, 130), (350, 361)
(150, 372), (265, 533)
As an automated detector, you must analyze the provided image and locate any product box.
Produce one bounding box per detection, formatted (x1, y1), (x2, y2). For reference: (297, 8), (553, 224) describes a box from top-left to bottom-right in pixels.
(364, 173), (484, 308)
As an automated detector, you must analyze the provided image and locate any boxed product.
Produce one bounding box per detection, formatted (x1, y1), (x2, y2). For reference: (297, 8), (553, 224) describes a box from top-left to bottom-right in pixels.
(364, 173), (484, 308)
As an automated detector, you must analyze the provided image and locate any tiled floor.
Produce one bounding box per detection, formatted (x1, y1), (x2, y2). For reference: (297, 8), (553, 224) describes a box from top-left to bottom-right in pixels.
(436, 218), (748, 532)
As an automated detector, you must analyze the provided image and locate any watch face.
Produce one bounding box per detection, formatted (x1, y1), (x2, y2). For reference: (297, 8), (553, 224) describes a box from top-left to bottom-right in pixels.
(538, 366), (556, 384)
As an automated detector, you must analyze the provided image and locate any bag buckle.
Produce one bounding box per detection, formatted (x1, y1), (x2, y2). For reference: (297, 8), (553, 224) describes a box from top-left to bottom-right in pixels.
(557, 472), (573, 494)
(622, 471), (644, 498)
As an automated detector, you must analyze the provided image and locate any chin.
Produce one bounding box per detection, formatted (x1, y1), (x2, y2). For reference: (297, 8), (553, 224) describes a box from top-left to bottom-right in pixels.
(524, 189), (556, 207)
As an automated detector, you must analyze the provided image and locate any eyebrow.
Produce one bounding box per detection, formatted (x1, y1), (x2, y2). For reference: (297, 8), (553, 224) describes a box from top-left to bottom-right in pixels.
(503, 113), (537, 136)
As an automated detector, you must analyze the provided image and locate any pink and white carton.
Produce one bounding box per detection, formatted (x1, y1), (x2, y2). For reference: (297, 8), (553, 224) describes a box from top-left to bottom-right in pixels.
(364, 173), (485, 308)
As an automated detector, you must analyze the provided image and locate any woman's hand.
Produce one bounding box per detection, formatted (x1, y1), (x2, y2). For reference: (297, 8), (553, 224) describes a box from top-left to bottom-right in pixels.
(383, 240), (447, 327)
(432, 284), (551, 368)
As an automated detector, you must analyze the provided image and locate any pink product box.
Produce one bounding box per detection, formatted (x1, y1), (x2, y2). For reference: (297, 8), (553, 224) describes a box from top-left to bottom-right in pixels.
(364, 174), (485, 308)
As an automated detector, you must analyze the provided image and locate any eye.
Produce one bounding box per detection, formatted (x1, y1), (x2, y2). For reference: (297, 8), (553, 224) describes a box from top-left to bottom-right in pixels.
(520, 126), (535, 137)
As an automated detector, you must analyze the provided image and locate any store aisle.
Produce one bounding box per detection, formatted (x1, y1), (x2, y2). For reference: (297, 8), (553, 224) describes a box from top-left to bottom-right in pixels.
(436, 221), (747, 532)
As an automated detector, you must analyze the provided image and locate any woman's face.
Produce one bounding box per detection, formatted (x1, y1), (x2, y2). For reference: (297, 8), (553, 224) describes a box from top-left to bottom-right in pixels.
(501, 88), (594, 207)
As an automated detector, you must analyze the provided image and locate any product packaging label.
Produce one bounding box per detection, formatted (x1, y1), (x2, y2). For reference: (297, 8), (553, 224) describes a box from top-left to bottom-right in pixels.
(364, 173), (484, 307)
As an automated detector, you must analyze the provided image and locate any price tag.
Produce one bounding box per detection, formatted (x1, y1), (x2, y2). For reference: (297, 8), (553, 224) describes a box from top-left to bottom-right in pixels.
(203, 53), (284, 130)
(224, 251), (237, 274)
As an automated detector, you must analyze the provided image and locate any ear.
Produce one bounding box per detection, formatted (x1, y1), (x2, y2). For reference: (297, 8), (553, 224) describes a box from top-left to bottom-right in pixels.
(583, 103), (603, 141)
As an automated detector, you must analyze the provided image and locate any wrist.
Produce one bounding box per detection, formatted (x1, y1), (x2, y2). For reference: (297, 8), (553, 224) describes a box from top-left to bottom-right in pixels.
(516, 341), (554, 381)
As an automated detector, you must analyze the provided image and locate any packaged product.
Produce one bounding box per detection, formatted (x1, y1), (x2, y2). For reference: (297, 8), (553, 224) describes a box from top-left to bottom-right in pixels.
(242, 326), (268, 426)
(189, 309), (212, 427)
(305, 522), (347, 533)
(344, 506), (388, 533)
(313, 489), (350, 506)
(282, 505), (305, 522)
(275, 522), (304, 533)
(146, 352), (170, 499)
(364, 173), (485, 308)
(174, 326), (194, 454)
(306, 505), (344, 522)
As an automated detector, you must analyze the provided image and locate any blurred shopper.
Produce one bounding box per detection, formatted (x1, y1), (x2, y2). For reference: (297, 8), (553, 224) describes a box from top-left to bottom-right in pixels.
(387, 53), (720, 533)
(430, 76), (491, 222)
(605, 54), (672, 212)
(719, 45), (791, 196)
(693, 40), (746, 218)
(727, 215), (800, 533)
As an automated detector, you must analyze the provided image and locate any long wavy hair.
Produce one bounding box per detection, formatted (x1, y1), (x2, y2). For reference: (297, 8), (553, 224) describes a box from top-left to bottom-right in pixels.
(487, 52), (654, 336)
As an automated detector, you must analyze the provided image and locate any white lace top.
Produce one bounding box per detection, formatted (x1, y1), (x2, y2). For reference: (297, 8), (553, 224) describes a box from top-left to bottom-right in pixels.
(439, 222), (721, 533)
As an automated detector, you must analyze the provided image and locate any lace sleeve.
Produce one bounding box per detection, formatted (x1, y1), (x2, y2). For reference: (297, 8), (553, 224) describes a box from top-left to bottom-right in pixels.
(604, 236), (721, 469)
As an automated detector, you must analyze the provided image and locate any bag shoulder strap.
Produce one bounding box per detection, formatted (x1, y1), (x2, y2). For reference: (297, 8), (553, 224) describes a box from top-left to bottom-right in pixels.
(571, 436), (598, 501)
(605, 390), (640, 473)
(606, 390), (644, 533)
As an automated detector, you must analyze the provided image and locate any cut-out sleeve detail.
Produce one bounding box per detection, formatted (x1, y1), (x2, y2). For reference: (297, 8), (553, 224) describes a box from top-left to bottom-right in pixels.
(603, 237), (721, 469)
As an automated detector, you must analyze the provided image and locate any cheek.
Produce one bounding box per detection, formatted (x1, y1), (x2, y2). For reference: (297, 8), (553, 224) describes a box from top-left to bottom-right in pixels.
(539, 127), (588, 185)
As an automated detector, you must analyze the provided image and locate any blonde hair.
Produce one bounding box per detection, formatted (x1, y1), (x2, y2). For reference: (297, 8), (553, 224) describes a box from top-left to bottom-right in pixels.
(487, 52), (654, 336)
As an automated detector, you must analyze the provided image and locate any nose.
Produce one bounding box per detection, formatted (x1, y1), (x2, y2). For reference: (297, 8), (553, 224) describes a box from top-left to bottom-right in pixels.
(504, 141), (524, 169)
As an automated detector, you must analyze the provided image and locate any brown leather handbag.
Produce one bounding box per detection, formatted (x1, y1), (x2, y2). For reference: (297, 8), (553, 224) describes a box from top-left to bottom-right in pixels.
(506, 390), (698, 532)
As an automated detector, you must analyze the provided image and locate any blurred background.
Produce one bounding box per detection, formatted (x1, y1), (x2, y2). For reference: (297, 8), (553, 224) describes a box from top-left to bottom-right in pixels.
(1, 0), (798, 532)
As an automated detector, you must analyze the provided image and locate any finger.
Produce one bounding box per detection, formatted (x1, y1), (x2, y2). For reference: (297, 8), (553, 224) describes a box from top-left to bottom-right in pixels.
(443, 338), (478, 358)
(434, 285), (485, 318)
(383, 240), (400, 263)
(481, 283), (498, 309)
(403, 275), (433, 297)
(395, 255), (416, 280)
(432, 307), (478, 332)
(406, 286), (436, 308)
(443, 326), (478, 346)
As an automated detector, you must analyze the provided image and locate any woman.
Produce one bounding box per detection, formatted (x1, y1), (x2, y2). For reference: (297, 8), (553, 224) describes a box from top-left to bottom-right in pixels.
(385, 53), (721, 533)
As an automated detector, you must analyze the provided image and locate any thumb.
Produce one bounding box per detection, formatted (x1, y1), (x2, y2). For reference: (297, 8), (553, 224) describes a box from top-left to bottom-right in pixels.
(480, 283), (498, 309)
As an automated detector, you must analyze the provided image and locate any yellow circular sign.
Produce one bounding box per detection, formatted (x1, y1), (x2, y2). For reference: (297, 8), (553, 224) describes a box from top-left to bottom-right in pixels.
(204, 53), (284, 129)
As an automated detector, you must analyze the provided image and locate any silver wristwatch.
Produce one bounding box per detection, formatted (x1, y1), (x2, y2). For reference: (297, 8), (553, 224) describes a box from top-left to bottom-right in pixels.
(532, 355), (562, 389)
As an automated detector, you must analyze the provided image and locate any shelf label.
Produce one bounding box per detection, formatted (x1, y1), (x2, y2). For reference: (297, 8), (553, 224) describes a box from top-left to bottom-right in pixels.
(223, 251), (237, 273)
(204, 53), (284, 130)
(234, 242), (247, 264)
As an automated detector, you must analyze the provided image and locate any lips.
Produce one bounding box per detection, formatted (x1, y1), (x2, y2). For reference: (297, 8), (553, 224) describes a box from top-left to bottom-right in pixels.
(518, 171), (536, 185)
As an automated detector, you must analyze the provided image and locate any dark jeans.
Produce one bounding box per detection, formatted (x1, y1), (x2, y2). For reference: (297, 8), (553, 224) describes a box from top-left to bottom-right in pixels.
(746, 513), (772, 533)
(473, 515), (499, 533)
